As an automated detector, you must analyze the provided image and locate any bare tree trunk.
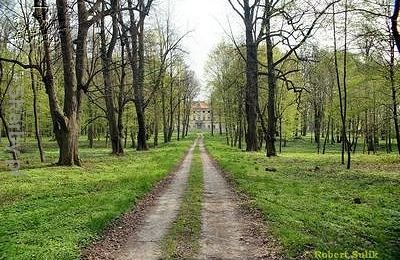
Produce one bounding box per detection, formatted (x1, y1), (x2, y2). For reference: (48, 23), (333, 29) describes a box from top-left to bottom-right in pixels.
(55, 0), (82, 166)
(184, 113), (189, 137)
(389, 30), (400, 154)
(87, 102), (94, 148)
(162, 86), (168, 143)
(154, 92), (159, 146)
(314, 103), (322, 154)
(344, 1), (351, 169)
(265, 2), (277, 156)
(353, 117), (360, 154)
(238, 92), (243, 149)
(119, 38), (127, 149)
(279, 117), (283, 153)
(18, 3), (46, 162)
(181, 97), (189, 138)
(391, 0), (400, 53)
(390, 74), (400, 155)
(239, 114), (243, 149)
(219, 107), (223, 135)
(177, 94), (181, 141)
(100, 0), (123, 155)
(33, 0), (81, 166)
(27, 40), (44, 162)
(333, 2), (351, 168)
(243, 0), (259, 151)
(168, 66), (174, 142)
(388, 118), (393, 153)
(136, 3), (150, 150)
(323, 117), (331, 154)
(121, 0), (152, 151)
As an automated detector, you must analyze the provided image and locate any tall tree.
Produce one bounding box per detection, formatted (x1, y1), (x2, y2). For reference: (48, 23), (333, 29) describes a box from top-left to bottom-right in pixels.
(120, 0), (154, 151)
(100, 0), (124, 155)
(228, 0), (261, 151)
(228, 0), (338, 155)
(391, 0), (400, 154)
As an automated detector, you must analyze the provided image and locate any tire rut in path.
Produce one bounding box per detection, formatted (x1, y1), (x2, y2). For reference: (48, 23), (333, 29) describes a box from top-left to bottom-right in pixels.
(113, 140), (197, 260)
(197, 139), (266, 260)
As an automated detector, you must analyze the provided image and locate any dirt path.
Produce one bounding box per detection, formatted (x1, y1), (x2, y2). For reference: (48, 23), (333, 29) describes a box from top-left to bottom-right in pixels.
(111, 140), (197, 260)
(197, 139), (281, 260)
(84, 137), (281, 259)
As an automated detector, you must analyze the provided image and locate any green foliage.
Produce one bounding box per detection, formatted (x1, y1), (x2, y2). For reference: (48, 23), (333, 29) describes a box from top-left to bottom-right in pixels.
(205, 135), (400, 259)
(0, 136), (195, 260)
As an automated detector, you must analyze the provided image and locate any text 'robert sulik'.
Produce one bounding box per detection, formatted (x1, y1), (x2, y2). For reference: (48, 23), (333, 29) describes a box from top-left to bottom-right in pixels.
(6, 72), (24, 175)
(314, 250), (378, 259)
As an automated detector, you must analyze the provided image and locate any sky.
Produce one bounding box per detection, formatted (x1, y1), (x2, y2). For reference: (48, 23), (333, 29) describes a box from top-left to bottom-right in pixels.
(159, 0), (240, 99)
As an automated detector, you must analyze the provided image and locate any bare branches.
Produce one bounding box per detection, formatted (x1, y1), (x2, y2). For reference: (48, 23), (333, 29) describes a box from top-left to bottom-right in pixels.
(391, 0), (400, 53)
(274, 0), (340, 67)
(0, 57), (42, 72)
(227, 0), (245, 21)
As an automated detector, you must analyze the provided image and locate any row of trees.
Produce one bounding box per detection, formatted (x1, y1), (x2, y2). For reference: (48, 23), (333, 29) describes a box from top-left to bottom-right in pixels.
(0, 0), (199, 166)
(209, 0), (400, 168)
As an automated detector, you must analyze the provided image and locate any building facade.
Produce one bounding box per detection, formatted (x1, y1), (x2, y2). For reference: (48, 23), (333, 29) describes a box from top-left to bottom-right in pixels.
(189, 101), (214, 131)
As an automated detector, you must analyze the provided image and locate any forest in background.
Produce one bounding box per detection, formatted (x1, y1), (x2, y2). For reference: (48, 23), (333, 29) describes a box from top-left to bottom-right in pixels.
(0, 0), (399, 170)
(208, 0), (400, 169)
(0, 0), (199, 168)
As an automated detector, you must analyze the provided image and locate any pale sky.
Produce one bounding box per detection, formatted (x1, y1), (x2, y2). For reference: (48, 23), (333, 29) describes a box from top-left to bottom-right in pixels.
(161, 0), (239, 99)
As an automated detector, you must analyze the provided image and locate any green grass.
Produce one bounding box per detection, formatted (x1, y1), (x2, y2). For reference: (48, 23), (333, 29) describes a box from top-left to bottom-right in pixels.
(161, 145), (203, 259)
(204, 135), (400, 259)
(0, 136), (195, 260)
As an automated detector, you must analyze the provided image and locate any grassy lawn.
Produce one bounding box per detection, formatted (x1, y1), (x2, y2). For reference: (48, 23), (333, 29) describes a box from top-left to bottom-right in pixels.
(0, 136), (195, 260)
(161, 145), (203, 259)
(204, 135), (400, 259)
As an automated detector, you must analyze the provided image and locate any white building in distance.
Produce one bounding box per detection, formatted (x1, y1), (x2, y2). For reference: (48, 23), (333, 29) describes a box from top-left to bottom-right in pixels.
(190, 101), (213, 131)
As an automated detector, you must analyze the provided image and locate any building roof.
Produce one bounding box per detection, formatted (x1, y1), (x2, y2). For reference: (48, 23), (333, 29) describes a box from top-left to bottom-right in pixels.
(192, 101), (209, 110)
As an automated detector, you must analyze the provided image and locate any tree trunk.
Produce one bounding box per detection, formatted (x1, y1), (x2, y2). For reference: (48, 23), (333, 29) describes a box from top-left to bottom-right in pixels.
(121, 0), (150, 151)
(118, 38), (127, 151)
(238, 114), (243, 149)
(302, 111), (308, 136)
(28, 42), (44, 162)
(162, 87), (168, 143)
(323, 117), (331, 154)
(56, 0), (81, 165)
(333, 2), (350, 168)
(100, 2), (123, 155)
(154, 93), (159, 146)
(167, 64), (174, 142)
(389, 32), (400, 154)
(314, 103), (322, 154)
(177, 94), (181, 141)
(135, 103), (148, 150)
(244, 0), (258, 151)
(219, 107), (223, 135)
(265, 3), (277, 156)
(279, 117), (283, 153)
(33, 0), (80, 166)
(391, 76), (400, 155)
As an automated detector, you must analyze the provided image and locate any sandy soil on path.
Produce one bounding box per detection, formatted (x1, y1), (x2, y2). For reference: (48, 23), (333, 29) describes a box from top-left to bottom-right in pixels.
(83, 137), (283, 260)
(197, 139), (283, 260)
(83, 140), (197, 260)
(113, 141), (197, 260)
